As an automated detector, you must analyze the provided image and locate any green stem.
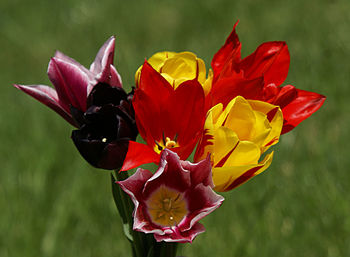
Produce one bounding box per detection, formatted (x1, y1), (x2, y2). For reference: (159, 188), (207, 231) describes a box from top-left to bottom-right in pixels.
(151, 242), (178, 257)
(114, 171), (150, 257)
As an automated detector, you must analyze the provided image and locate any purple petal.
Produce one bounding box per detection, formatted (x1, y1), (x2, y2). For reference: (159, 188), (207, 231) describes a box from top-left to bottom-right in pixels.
(143, 149), (191, 197)
(154, 223), (205, 243)
(117, 168), (153, 203)
(48, 57), (91, 112)
(117, 169), (155, 232)
(13, 84), (77, 127)
(89, 36), (116, 82)
(181, 184), (224, 231)
(54, 51), (94, 80)
(181, 154), (214, 187)
(108, 64), (123, 87)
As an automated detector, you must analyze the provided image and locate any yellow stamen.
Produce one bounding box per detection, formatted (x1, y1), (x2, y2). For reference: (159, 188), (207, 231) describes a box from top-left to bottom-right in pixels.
(153, 136), (178, 154)
(165, 137), (176, 148)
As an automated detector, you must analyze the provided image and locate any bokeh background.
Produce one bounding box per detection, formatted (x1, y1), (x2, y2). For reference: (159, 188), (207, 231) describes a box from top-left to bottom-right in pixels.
(1, 0), (349, 256)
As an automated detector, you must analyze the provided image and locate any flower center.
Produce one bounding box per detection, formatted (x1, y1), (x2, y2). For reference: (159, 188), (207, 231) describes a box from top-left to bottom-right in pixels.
(154, 135), (179, 154)
(146, 185), (187, 227)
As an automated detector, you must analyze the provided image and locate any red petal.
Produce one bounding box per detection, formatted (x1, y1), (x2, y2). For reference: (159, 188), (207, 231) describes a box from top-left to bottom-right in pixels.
(120, 141), (160, 171)
(166, 80), (205, 144)
(240, 41), (290, 86)
(273, 84), (298, 108)
(212, 21), (241, 82)
(280, 88), (326, 134)
(171, 138), (200, 161)
(133, 89), (163, 146)
(211, 76), (265, 107)
(139, 61), (173, 102)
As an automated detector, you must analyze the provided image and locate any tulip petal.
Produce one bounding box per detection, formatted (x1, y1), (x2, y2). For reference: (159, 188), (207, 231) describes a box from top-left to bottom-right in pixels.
(54, 50), (93, 79)
(90, 36), (115, 78)
(98, 139), (130, 170)
(121, 141), (160, 171)
(48, 57), (90, 111)
(280, 88), (326, 134)
(221, 96), (256, 140)
(117, 168), (154, 201)
(212, 127), (240, 167)
(182, 184), (224, 231)
(213, 151), (273, 192)
(181, 155), (213, 187)
(139, 61), (173, 101)
(71, 130), (130, 170)
(240, 41), (290, 86)
(212, 21), (241, 81)
(14, 84), (77, 127)
(108, 64), (123, 87)
(166, 80), (205, 144)
(143, 149), (191, 196)
(248, 99), (283, 149)
(153, 223), (205, 243)
(133, 89), (162, 147)
(211, 76), (265, 107)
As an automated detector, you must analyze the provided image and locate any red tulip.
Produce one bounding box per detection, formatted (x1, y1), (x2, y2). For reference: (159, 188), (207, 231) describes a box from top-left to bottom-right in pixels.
(210, 21), (325, 134)
(121, 62), (206, 170)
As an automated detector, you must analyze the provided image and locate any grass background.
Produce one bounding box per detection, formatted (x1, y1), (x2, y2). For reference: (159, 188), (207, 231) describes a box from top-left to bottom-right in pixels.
(1, 0), (349, 256)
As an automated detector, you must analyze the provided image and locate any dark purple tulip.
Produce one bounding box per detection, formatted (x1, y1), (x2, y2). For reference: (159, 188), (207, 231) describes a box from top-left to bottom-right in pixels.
(71, 83), (138, 170)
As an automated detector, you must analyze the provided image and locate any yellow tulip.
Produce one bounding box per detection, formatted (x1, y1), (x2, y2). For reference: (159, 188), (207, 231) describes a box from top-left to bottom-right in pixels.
(135, 51), (213, 95)
(194, 96), (283, 192)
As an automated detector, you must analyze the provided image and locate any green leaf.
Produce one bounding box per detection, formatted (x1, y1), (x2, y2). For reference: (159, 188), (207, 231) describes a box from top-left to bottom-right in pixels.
(146, 245), (155, 257)
(123, 223), (134, 243)
(110, 173), (128, 224)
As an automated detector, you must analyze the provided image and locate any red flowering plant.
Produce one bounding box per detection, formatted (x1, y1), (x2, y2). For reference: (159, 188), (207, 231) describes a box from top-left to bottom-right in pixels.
(14, 21), (325, 257)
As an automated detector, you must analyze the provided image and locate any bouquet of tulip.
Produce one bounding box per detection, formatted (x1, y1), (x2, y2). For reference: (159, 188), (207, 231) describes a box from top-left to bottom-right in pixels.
(14, 21), (325, 257)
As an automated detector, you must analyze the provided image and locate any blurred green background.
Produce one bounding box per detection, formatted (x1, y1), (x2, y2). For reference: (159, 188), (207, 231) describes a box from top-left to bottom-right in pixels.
(1, 0), (349, 256)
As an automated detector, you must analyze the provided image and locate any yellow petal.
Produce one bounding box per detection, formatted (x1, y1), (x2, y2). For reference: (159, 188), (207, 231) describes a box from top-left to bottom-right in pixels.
(212, 127), (239, 167)
(222, 96), (255, 140)
(248, 99), (283, 151)
(148, 51), (176, 70)
(251, 110), (271, 148)
(203, 68), (213, 96)
(212, 152), (274, 192)
(223, 140), (261, 166)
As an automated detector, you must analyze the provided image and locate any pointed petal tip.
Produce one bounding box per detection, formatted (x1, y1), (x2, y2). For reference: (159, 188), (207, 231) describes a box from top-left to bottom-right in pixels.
(54, 50), (63, 57)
